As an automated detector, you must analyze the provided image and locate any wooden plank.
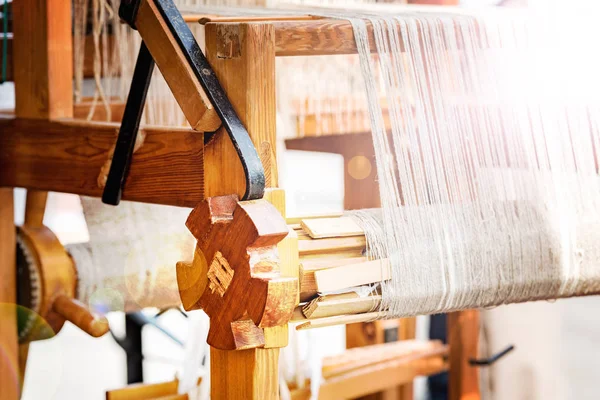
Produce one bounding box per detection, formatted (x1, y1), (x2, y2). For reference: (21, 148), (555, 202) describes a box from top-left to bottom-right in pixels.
(322, 340), (446, 379)
(314, 259), (390, 293)
(448, 310), (480, 400)
(300, 257), (367, 301)
(204, 22), (276, 198)
(106, 380), (179, 400)
(73, 100), (126, 123)
(318, 350), (447, 399)
(136, 0), (220, 132)
(274, 20), (377, 57)
(298, 236), (366, 257)
(0, 118), (205, 208)
(211, 348), (280, 400)
(0, 189), (18, 400)
(301, 216), (363, 239)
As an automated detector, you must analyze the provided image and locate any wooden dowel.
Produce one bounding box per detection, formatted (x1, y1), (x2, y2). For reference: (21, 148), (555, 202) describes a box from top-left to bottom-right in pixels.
(53, 295), (109, 338)
(303, 293), (382, 319)
(24, 190), (48, 227)
(295, 311), (387, 330)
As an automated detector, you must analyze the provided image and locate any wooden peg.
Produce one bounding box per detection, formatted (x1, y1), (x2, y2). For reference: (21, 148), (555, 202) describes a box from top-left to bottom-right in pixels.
(52, 295), (109, 338)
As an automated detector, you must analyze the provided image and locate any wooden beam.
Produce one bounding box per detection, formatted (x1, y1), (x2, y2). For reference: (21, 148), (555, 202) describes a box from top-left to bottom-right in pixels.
(0, 189), (18, 400)
(274, 20), (377, 57)
(448, 310), (480, 400)
(204, 22), (276, 197)
(12, 0), (72, 120)
(202, 22), (281, 400)
(135, 0), (221, 132)
(0, 118), (205, 208)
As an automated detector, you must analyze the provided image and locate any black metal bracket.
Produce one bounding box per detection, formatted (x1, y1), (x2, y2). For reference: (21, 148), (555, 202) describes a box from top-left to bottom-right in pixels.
(102, 42), (154, 205)
(103, 0), (265, 205)
(469, 345), (514, 367)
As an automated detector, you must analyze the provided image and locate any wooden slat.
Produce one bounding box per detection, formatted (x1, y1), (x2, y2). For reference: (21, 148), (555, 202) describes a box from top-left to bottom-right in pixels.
(301, 216), (363, 239)
(106, 380), (179, 400)
(0, 189), (18, 400)
(199, 15), (322, 24)
(322, 340), (446, 379)
(318, 349), (447, 399)
(136, 0), (220, 132)
(314, 259), (390, 293)
(0, 118), (205, 207)
(274, 20), (377, 57)
(298, 236), (366, 256)
(73, 100), (126, 123)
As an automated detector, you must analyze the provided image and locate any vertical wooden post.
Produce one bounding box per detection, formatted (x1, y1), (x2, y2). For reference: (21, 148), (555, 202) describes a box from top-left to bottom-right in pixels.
(10, 0), (74, 392)
(205, 22), (281, 399)
(448, 311), (480, 400)
(0, 189), (18, 400)
(12, 0), (74, 225)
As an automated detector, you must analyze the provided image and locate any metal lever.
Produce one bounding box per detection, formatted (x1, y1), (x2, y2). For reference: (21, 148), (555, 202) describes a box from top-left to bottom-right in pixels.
(116, 0), (265, 202)
(102, 42), (154, 205)
(469, 345), (514, 367)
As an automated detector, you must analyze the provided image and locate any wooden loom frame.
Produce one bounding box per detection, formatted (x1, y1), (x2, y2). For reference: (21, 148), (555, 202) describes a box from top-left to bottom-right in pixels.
(0, 2), (479, 399)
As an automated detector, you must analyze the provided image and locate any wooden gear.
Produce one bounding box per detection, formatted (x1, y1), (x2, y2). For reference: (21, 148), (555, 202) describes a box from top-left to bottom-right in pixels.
(0, 1), (479, 399)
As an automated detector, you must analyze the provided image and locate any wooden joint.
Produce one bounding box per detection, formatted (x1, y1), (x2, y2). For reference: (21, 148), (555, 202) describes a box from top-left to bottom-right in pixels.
(176, 195), (297, 350)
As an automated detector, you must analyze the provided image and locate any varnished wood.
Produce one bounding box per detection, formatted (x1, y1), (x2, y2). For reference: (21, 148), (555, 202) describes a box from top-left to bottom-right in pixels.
(204, 22), (276, 198)
(211, 347), (280, 400)
(135, 0), (221, 132)
(274, 20), (377, 56)
(448, 311), (480, 400)
(0, 118), (205, 208)
(178, 196), (296, 350)
(17, 226), (78, 339)
(12, 0), (73, 120)
(106, 379), (179, 400)
(318, 350), (447, 399)
(24, 191), (48, 227)
(52, 295), (109, 338)
(0, 189), (18, 400)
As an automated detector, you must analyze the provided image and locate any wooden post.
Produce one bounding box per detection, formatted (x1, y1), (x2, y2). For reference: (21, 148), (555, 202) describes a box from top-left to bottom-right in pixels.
(10, 0), (74, 392)
(205, 22), (282, 399)
(12, 0), (74, 225)
(0, 189), (18, 400)
(448, 311), (480, 400)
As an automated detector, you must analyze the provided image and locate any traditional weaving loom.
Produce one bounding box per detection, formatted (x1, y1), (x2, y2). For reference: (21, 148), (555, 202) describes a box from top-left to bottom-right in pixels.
(1, 0), (599, 398)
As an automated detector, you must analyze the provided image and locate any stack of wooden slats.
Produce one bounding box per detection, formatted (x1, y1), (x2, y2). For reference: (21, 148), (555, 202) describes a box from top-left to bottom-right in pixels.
(289, 215), (394, 330)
